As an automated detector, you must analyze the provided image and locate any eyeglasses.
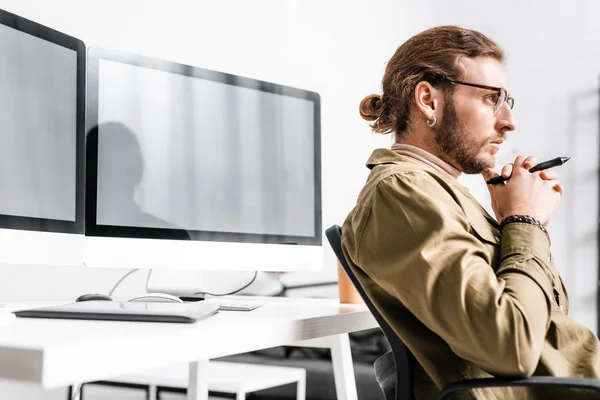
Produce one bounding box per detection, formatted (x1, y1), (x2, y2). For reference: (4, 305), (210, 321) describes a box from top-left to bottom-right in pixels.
(447, 80), (514, 114)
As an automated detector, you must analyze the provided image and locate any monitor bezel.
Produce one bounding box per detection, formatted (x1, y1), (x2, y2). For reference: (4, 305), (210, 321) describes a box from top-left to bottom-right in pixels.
(86, 47), (322, 246)
(0, 8), (85, 234)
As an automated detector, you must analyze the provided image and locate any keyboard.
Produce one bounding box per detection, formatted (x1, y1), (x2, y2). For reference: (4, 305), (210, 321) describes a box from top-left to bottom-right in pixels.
(215, 301), (262, 312)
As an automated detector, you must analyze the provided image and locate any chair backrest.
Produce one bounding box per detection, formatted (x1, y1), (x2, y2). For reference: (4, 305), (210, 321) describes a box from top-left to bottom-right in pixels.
(326, 225), (415, 400)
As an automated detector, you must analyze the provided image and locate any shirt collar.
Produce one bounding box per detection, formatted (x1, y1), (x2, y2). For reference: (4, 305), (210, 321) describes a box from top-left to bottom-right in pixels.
(390, 143), (461, 179)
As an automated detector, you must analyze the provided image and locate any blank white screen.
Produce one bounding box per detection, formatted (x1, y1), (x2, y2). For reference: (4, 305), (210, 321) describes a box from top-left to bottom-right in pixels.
(96, 59), (316, 238)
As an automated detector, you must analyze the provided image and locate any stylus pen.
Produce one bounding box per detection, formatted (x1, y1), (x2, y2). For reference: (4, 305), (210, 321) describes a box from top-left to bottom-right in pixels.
(486, 156), (570, 185)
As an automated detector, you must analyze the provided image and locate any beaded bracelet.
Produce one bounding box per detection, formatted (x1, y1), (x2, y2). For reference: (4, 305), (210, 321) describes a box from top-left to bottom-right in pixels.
(500, 214), (549, 237)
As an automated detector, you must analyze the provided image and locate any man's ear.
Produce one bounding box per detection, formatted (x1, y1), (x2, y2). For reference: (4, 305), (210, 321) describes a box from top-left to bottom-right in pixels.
(414, 81), (441, 120)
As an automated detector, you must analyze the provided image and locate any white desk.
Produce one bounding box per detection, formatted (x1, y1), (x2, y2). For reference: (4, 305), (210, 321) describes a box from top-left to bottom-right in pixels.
(0, 298), (377, 400)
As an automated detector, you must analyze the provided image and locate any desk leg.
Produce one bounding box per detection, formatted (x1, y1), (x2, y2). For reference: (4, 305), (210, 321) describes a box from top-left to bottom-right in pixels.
(148, 384), (157, 400)
(292, 334), (359, 400)
(187, 360), (209, 400)
(330, 333), (358, 400)
(297, 372), (307, 400)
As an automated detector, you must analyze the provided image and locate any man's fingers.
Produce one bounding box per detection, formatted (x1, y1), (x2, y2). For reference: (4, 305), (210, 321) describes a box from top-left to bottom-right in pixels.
(553, 182), (564, 195)
(540, 170), (558, 180)
(544, 179), (564, 195)
(501, 163), (513, 178)
(523, 156), (539, 170)
(481, 167), (499, 182)
(513, 155), (529, 170)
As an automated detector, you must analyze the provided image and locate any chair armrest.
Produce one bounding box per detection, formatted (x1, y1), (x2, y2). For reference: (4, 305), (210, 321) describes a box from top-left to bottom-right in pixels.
(438, 376), (600, 400)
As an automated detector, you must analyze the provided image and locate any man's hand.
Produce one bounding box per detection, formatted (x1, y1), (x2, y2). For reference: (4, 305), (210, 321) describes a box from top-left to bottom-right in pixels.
(482, 156), (563, 225)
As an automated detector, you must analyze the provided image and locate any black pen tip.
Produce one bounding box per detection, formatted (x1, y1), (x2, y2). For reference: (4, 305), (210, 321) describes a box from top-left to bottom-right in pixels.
(562, 157), (570, 163)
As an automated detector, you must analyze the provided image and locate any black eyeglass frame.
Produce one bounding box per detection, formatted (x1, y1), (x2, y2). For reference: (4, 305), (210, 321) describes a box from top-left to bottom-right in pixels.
(447, 79), (514, 113)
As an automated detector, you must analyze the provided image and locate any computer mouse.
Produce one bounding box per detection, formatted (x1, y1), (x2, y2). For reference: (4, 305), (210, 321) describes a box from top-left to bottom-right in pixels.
(76, 293), (113, 302)
(127, 292), (183, 303)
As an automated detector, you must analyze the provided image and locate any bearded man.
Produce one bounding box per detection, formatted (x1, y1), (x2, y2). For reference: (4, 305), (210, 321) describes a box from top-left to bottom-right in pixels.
(341, 26), (600, 400)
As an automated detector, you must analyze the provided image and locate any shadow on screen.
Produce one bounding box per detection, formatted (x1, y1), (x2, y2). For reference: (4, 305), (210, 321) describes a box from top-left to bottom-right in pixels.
(87, 121), (190, 240)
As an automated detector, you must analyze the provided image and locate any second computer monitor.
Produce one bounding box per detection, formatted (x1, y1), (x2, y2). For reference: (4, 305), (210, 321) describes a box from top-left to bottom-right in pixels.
(85, 48), (322, 271)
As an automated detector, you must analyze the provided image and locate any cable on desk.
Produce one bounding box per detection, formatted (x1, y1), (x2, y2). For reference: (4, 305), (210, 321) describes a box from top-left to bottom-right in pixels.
(193, 270), (258, 296)
(145, 269), (153, 293)
(108, 268), (140, 297)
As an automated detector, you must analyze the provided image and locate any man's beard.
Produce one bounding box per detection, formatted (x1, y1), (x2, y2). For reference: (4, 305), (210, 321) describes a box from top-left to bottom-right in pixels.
(433, 97), (495, 174)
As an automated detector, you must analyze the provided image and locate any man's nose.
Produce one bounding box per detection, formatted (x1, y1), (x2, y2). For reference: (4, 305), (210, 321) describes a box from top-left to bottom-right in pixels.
(497, 103), (516, 132)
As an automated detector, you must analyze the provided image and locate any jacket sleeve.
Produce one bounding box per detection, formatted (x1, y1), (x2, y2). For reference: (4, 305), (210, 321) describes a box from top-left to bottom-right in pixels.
(353, 171), (555, 377)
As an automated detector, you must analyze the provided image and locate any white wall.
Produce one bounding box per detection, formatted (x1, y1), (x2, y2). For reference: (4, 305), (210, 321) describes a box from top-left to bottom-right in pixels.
(0, 1), (599, 396)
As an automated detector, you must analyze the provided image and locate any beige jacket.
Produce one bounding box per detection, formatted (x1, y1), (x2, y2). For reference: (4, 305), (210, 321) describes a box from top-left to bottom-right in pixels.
(342, 149), (600, 399)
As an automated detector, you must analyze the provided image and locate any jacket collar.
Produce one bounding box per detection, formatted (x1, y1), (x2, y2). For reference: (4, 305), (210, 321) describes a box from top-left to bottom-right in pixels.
(366, 148), (468, 196)
(366, 148), (413, 169)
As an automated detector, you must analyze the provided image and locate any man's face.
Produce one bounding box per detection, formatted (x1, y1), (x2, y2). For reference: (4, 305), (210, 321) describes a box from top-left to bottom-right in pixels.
(433, 57), (515, 174)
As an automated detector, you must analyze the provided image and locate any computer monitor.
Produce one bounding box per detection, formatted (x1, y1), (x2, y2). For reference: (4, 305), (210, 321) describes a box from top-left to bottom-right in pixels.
(0, 9), (85, 266)
(85, 48), (322, 271)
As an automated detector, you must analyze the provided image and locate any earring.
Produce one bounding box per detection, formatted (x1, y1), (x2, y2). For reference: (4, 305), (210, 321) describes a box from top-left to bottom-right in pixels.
(427, 116), (436, 127)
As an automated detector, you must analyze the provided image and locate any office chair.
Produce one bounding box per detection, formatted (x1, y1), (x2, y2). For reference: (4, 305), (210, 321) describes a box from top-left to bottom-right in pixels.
(325, 225), (600, 400)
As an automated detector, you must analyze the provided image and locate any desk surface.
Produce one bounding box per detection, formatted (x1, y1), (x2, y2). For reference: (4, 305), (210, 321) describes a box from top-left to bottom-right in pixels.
(0, 298), (376, 389)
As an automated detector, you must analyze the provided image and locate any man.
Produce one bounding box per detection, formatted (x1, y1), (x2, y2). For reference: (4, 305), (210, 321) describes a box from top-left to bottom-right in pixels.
(341, 26), (600, 399)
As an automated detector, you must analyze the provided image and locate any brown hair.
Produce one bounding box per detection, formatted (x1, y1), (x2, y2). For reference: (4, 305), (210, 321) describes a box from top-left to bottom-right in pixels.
(359, 26), (504, 139)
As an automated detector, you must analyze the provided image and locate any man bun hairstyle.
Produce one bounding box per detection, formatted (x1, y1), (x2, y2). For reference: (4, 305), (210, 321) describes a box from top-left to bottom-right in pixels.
(359, 94), (394, 134)
(360, 26), (504, 139)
